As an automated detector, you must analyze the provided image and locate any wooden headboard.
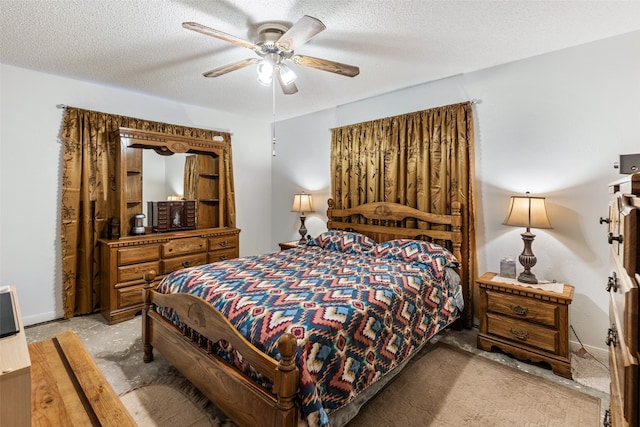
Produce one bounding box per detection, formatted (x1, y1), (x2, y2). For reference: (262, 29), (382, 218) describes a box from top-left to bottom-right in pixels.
(326, 199), (462, 263)
(327, 198), (468, 327)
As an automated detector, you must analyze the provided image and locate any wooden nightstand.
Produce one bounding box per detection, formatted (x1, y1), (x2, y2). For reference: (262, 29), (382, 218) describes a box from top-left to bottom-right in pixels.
(278, 240), (299, 250)
(476, 272), (574, 379)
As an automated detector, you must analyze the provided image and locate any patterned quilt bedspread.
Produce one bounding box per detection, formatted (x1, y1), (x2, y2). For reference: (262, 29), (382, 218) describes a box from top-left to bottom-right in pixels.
(156, 238), (461, 427)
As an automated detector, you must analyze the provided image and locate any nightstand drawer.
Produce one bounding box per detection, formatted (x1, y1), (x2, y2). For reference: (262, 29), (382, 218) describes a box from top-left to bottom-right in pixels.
(486, 313), (558, 354)
(487, 290), (558, 327)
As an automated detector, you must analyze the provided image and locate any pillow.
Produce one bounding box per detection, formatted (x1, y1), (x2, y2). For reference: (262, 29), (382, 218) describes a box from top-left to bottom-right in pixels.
(307, 230), (377, 255)
(371, 239), (459, 271)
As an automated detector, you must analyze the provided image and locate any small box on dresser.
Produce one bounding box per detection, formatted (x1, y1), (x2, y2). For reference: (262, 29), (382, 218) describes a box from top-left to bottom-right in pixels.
(476, 272), (574, 379)
(605, 173), (639, 427)
(147, 200), (196, 232)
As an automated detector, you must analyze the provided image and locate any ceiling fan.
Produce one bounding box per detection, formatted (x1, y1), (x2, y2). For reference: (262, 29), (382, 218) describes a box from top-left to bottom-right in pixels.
(182, 15), (360, 95)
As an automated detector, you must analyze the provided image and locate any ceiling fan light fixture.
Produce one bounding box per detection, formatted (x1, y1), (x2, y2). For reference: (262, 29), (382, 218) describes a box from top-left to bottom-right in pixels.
(278, 64), (297, 85)
(256, 59), (273, 86)
(257, 72), (272, 86)
(184, 16), (360, 92)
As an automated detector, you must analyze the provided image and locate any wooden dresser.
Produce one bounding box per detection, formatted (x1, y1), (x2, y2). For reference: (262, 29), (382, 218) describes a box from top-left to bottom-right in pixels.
(100, 227), (240, 324)
(605, 173), (639, 427)
(99, 127), (239, 325)
(476, 272), (574, 379)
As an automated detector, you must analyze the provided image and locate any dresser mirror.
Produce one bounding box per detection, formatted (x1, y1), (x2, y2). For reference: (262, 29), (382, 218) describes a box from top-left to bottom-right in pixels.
(142, 150), (187, 223)
(100, 127), (239, 324)
(113, 128), (230, 238)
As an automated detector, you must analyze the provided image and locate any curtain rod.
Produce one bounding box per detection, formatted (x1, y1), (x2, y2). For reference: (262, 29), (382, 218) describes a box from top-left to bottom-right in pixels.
(59, 100), (482, 113)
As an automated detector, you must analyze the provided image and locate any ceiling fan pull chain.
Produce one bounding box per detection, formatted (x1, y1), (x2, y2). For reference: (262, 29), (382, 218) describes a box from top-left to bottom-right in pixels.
(272, 78), (277, 157)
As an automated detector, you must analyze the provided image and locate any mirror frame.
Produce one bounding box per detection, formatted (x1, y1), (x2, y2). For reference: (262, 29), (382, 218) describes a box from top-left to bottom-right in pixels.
(115, 127), (233, 237)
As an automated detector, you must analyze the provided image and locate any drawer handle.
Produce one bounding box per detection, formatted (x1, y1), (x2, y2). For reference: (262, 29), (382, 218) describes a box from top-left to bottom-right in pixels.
(510, 328), (528, 341)
(607, 232), (623, 244)
(182, 261), (192, 268)
(219, 255), (228, 261)
(219, 241), (228, 247)
(606, 272), (619, 293)
(599, 217), (611, 224)
(510, 305), (528, 316)
(605, 327), (618, 347)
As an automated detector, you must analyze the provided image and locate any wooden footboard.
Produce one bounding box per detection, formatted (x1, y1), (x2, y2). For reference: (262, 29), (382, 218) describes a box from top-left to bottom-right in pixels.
(142, 271), (299, 427)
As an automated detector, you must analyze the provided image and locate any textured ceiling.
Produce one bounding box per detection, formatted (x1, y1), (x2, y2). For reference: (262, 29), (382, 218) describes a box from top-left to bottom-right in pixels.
(2, 0), (640, 121)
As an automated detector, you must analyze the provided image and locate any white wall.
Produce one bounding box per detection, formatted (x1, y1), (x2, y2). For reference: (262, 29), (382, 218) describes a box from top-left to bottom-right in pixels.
(0, 64), (272, 325)
(271, 30), (640, 353)
(271, 108), (335, 248)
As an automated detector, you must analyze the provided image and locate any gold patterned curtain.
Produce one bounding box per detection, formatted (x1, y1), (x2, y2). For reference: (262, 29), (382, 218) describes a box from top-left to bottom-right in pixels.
(60, 107), (235, 318)
(330, 101), (476, 327)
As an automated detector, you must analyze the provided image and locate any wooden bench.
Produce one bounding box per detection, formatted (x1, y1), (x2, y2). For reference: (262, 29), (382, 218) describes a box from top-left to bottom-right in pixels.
(29, 330), (136, 426)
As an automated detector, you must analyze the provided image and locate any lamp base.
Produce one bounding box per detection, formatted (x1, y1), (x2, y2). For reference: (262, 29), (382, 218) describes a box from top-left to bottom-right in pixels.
(517, 230), (539, 284)
(298, 215), (308, 244)
(517, 270), (538, 284)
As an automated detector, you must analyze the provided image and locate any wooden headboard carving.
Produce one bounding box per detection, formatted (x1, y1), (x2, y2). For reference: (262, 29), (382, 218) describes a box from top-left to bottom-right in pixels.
(326, 198), (463, 268)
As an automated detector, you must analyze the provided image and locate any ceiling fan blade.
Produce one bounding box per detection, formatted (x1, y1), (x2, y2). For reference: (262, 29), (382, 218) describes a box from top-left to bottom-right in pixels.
(277, 15), (326, 51)
(202, 58), (259, 78)
(276, 69), (298, 95)
(291, 55), (360, 77)
(183, 22), (255, 50)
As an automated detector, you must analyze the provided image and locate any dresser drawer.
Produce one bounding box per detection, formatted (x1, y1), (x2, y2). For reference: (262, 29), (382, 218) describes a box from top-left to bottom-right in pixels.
(208, 235), (238, 252)
(486, 290), (558, 327)
(117, 261), (161, 283)
(117, 245), (160, 265)
(162, 253), (208, 274)
(208, 248), (238, 263)
(486, 312), (558, 354)
(609, 321), (639, 426)
(162, 237), (207, 258)
(116, 283), (144, 309)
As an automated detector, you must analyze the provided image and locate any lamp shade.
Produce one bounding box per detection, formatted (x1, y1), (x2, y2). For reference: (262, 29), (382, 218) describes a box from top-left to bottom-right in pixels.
(503, 193), (551, 230)
(291, 193), (313, 213)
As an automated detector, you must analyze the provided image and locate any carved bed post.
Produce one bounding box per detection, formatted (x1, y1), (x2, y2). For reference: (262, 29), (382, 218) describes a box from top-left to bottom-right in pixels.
(450, 201), (463, 264)
(142, 270), (157, 363)
(274, 332), (299, 425)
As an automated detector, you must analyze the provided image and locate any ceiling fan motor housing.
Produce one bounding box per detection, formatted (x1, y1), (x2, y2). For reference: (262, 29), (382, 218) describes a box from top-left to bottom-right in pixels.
(255, 23), (289, 54)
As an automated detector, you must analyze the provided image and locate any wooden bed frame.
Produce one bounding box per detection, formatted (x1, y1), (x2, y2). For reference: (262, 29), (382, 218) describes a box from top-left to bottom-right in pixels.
(142, 200), (468, 427)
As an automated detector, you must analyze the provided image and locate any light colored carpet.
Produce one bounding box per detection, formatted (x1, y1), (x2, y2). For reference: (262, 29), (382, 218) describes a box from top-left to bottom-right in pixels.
(120, 377), (231, 427)
(347, 343), (601, 426)
(118, 342), (601, 427)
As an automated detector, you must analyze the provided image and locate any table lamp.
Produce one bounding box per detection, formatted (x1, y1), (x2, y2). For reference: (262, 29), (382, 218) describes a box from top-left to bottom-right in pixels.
(291, 192), (313, 244)
(503, 192), (552, 284)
